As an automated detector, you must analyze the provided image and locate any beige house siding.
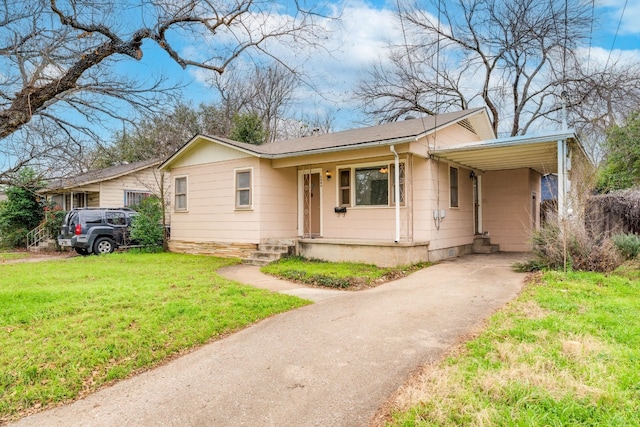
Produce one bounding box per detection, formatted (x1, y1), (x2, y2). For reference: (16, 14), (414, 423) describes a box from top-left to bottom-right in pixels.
(257, 159), (298, 240)
(482, 168), (540, 252)
(168, 157), (298, 245)
(424, 160), (475, 253)
(97, 169), (164, 207)
(43, 165), (169, 221)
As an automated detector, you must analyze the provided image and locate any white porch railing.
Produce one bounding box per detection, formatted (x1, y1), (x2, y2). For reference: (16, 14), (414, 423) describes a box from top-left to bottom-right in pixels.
(26, 223), (52, 251)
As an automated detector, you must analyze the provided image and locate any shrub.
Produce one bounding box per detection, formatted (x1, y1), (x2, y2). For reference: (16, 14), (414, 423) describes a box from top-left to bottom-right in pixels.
(130, 196), (164, 251)
(521, 216), (622, 273)
(612, 233), (640, 260)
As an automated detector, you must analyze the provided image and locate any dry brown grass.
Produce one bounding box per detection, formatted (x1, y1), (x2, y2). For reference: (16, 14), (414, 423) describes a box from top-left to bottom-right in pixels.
(372, 309), (612, 427)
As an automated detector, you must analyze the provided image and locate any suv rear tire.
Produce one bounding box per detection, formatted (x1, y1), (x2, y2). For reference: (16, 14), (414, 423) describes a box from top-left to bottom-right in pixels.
(74, 247), (90, 256)
(94, 237), (116, 255)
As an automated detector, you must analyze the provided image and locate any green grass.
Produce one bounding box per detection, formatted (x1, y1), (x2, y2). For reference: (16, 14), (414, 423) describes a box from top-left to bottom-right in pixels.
(0, 253), (309, 422)
(386, 269), (640, 426)
(261, 256), (429, 289)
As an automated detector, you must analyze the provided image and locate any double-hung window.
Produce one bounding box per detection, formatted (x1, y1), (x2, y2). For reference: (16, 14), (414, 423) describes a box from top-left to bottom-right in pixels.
(235, 169), (252, 209)
(450, 167), (459, 208)
(174, 176), (188, 211)
(124, 190), (151, 207)
(339, 169), (351, 206)
(390, 163), (405, 206)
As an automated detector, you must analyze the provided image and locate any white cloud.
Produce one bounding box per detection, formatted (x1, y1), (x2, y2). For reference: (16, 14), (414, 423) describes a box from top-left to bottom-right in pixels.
(182, 0), (407, 129)
(179, 0), (640, 132)
(596, 0), (640, 36)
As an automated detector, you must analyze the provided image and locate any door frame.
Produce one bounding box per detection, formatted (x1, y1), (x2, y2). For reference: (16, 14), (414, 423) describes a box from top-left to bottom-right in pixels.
(298, 168), (323, 238)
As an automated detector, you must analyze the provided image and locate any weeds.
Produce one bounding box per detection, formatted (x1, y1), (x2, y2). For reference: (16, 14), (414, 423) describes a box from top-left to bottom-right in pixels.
(612, 233), (640, 260)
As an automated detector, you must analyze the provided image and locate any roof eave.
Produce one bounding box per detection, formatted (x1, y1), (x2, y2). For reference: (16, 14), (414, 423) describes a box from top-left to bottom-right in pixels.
(433, 130), (577, 154)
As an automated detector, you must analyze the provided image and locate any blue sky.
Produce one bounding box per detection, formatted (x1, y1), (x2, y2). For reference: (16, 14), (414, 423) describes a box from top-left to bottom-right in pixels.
(156, 0), (640, 132)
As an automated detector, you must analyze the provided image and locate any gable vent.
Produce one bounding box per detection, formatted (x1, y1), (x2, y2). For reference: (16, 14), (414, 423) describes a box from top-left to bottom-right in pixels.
(458, 118), (477, 135)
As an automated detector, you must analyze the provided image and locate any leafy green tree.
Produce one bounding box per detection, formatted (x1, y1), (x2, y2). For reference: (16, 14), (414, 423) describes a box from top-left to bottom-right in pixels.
(597, 112), (640, 192)
(0, 169), (45, 247)
(230, 112), (267, 145)
(129, 196), (164, 251)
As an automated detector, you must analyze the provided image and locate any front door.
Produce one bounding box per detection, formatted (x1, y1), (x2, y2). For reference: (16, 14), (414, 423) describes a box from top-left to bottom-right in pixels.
(302, 172), (321, 237)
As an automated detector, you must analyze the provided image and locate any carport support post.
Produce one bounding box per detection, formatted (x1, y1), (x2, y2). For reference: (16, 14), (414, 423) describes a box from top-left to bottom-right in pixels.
(391, 145), (400, 243)
(557, 139), (566, 220)
(557, 138), (568, 272)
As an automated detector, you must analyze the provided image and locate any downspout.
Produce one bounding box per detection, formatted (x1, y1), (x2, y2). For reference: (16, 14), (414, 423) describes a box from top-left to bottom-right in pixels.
(391, 145), (400, 243)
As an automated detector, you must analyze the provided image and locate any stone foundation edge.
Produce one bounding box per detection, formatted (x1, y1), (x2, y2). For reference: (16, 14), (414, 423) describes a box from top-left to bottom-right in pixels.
(168, 240), (258, 259)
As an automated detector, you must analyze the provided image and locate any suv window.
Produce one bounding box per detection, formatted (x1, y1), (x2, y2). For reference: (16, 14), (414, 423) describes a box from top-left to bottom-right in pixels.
(82, 211), (103, 224)
(105, 211), (126, 226)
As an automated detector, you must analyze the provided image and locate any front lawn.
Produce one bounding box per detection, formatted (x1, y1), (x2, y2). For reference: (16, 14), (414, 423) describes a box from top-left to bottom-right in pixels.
(0, 253), (309, 422)
(383, 267), (640, 426)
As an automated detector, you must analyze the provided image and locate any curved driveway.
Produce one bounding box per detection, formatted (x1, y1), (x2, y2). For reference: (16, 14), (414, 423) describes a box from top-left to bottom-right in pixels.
(11, 253), (526, 427)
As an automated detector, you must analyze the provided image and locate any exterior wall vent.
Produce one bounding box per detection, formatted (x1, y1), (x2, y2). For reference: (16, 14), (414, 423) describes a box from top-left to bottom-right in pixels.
(458, 118), (477, 135)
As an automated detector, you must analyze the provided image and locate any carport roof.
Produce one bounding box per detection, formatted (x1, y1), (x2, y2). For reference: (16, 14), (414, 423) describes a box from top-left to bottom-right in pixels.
(431, 131), (581, 175)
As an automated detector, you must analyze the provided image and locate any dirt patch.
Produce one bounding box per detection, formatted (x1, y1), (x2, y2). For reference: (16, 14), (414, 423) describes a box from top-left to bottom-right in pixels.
(0, 251), (74, 264)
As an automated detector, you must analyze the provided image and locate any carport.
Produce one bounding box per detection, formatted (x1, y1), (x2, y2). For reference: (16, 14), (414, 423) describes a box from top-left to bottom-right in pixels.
(431, 130), (590, 251)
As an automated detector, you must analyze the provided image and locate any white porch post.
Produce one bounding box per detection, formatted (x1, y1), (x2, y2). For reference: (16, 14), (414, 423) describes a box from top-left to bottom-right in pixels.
(391, 145), (400, 243)
(557, 139), (566, 219)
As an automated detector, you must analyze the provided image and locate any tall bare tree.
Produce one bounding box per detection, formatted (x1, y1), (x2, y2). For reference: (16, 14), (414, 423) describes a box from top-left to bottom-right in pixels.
(358, 0), (640, 145)
(207, 62), (299, 143)
(0, 0), (322, 184)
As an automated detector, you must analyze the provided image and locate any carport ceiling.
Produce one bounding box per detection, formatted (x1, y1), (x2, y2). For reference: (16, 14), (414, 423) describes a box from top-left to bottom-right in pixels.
(432, 138), (565, 175)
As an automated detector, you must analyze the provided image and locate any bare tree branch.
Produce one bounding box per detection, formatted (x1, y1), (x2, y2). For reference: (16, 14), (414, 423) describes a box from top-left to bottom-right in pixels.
(357, 0), (640, 146)
(0, 0), (324, 182)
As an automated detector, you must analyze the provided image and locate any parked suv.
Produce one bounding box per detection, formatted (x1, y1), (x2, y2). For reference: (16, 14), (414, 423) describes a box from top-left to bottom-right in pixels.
(58, 208), (138, 255)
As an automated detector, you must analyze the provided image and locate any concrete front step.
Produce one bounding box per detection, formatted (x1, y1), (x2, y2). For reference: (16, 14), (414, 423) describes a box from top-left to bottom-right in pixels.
(242, 241), (297, 266)
(472, 236), (500, 254)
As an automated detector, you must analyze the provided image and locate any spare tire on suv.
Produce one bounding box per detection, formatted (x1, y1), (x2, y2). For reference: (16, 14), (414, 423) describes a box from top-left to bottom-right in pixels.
(57, 208), (138, 255)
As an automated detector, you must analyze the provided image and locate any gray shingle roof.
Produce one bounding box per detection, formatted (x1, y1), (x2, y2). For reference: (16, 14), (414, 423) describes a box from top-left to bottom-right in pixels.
(43, 158), (160, 191)
(209, 109), (485, 156)
(160, 108), (491, 171)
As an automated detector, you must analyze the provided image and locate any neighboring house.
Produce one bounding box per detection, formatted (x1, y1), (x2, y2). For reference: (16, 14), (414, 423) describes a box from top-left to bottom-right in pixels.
(159, 108), (590, 266)
(40, 158), (169, 212)
(0, 189), (6, 203)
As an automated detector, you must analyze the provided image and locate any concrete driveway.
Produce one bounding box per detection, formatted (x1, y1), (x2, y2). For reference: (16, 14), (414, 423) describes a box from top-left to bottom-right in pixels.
(11, 253), (527, 427)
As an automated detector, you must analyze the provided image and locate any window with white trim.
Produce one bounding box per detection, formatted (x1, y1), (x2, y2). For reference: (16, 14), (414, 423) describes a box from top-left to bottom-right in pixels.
(174, 176), (188, 211)
(235, 169), (252, 209)
(339, 168), (351, 206)
(339, 162), (405, 207)
(355, 166), (389, 205)
(390, 163), (406, 206)
(450, 166), (459, 208)
(124, 190), (151, 207)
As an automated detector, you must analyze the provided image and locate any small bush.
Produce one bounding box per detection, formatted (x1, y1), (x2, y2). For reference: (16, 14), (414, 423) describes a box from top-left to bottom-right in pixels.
(130, 196), (164, 250)
(525, 216), (622, 272)
(612, 233), (640, 260)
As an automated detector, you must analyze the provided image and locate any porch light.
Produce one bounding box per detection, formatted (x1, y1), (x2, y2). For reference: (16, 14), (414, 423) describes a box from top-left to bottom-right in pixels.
(379, 166), (388, 174)
(325, 170), (332, 180)
(469, 170), (476, 179)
